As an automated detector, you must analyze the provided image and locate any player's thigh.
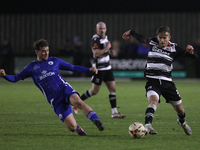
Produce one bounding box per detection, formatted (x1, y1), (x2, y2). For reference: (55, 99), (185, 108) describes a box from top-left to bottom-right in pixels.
(145, 79), (161, 103)
(91, 83), (101, 94)
(69, 93), (92, 115)
(161, 81), (181, 103)
(105, 81), (116, 92)
(91, 71), (103, 85)
(69, 93), (83, 106)
(104, 69), (115, 82)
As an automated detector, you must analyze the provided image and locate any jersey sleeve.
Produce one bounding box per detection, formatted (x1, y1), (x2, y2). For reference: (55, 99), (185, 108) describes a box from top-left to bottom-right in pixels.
(4, 74), (21, 82)
(175, 45), (198, 59)
(3, 64), (32, 82)
(91, 37), (103, 50)
(57, 58), (90, 73)
(130, 30), (150, 45)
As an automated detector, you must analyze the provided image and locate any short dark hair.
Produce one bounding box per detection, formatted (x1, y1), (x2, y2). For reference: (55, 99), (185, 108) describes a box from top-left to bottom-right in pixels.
(156, 25), (170, 35)
(33, 39), (49, 50)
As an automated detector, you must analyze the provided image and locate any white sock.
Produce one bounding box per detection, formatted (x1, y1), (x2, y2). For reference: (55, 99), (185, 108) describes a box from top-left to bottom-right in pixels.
(112, 107), (118, 114)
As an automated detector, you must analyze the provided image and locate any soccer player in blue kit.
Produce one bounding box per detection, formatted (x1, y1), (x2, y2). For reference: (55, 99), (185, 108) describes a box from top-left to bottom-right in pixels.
(0, 39), (104, 136)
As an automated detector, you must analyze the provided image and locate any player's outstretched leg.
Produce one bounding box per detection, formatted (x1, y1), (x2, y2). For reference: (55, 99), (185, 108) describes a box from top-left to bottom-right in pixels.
(71, 94), (104, 131)
(73, 90), (93, 115)
(174, 104), (192, 135)
(87, 110), (104, 131)
(177, 119), (192, 135)
(63, 113), (87, 136)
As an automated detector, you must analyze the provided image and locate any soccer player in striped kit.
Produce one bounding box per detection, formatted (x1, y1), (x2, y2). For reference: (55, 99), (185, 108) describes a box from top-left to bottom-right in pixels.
(73, 22), (126, 118)
(0, 39), (104, 136)
(122, 25), (198, 135)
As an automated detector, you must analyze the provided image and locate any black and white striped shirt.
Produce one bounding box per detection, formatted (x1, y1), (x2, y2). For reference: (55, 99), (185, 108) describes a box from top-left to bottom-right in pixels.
(130, 30), (198, 81)
(91, 34), (111, 71)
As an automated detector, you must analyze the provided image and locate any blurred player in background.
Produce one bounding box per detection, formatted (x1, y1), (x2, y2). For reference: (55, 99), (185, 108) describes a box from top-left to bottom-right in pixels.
(73, 22), (126, 118)
(122, 25), (198, 135)
(0, 39), (104, 136)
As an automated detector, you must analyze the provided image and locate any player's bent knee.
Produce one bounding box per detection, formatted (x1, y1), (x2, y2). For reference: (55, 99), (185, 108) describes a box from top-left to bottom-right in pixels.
(67, 124), (77, 132)
(75, 100), (85, 108)
(91, 90), (99, 95)
(69, 127), (76, 132)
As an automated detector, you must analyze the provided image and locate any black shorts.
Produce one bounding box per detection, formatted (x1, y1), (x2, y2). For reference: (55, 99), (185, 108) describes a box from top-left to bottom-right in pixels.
(145, 78), (181, 103)
(91, 69), (115, 85)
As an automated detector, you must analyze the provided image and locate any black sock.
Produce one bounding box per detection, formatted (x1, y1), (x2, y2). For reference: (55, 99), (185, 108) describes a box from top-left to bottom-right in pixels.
(80, 90), (92, 100)
(145, 107), (155, 124)
(109, 93), (116, 108)
(178, 113), (186, 124)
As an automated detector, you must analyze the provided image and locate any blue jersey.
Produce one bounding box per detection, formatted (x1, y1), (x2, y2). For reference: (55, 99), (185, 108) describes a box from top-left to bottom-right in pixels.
(4, 57), (90, 102)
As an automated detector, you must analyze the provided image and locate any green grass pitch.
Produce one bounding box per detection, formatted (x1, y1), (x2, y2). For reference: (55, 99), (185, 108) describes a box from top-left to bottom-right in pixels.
(0, 79), (199, 150)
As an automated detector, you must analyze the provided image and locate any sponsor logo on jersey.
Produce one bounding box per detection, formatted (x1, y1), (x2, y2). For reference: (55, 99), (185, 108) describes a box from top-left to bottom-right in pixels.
(39, 71), (55, 80)
(42, 70), (47, 74)
(152, 46), (170, 56)
(94, 43), (98, 47)
(34, 65), (40, 70)
(48, 61), (53, 65)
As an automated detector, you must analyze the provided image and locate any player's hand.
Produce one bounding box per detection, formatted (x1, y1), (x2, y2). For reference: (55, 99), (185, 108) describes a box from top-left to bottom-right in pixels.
(109, 49), (115, 56)
(0, 69), (6, 77)
(186, 45), (194, 54)
(90, 67), (98, 74)
(122, 30), (131, 40)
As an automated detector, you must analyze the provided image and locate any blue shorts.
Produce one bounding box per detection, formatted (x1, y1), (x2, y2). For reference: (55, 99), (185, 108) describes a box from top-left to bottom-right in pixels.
(50, 85), (79, 122)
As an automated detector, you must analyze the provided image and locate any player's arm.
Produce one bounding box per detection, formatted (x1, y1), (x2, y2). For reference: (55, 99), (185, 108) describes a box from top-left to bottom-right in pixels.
(93, 41), (111, 58)
(122, 30), (148, 44)
(0, 69), (22, 82)
(72, 65), (98, 74)
(58, 58), (98, 74)
(175, 45), (198, 59)
(0, 64), (32, 82)
(92, 40), (111, 58)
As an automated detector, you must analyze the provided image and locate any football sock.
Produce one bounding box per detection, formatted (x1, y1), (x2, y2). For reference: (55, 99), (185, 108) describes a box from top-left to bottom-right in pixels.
(145, 107), (155, 124)
(87, 110), (99, 122)
(80, 89), (92, 100)
(178, 113), (186, 124)
(112, 107), (118, 114)
(109, 92), (117, 108)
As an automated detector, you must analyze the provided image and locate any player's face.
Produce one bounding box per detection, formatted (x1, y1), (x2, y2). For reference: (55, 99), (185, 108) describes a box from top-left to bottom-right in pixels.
(157, 32), (171, 47)
(96, 23), (107, 38)
(36, 46), (49, 61)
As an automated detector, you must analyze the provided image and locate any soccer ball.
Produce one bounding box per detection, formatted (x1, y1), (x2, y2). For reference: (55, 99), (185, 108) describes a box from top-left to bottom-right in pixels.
(129, 122), (146, 139)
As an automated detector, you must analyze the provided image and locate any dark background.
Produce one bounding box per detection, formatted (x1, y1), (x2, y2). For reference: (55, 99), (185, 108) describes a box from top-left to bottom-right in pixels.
(0, 0), (199, 13)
